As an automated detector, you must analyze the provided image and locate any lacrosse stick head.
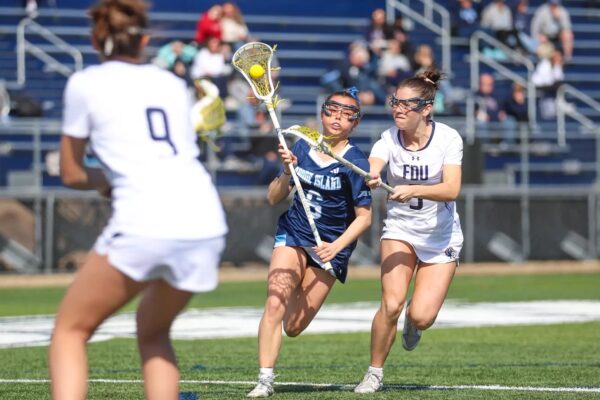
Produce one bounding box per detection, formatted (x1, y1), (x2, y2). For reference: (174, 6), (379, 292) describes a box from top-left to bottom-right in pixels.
(232, 42), (275, 101)
(283, 125), (331, 153)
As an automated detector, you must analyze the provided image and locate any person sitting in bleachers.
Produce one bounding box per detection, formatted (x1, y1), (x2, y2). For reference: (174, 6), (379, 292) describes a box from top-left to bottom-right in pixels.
(481, 0), (526, 55)
(190, 37), (232, 97)
(513, 0), (537, 55)
(474, 73), (511, 142)
(365, 8), (394, 59)
(532, 47), (565, 120)
(451, 0), (480, 38)
(194, 4), (223, 45)
(153, 40), (197, 70)
(378, 38), (413, 88)
(221, 2), (249, 50)
(502, 82), (529, 143)
(321, 41), (387, 106)
(531, 0), (573, 60)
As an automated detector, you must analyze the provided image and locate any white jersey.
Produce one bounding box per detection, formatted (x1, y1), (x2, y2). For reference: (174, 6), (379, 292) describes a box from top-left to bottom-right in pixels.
(62, 61), (227, 240)
(370, 121), (463, 262)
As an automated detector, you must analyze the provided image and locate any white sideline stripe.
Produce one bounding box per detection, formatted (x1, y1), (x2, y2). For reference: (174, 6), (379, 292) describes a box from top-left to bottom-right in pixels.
(1, 379), (599, 393)
(2, 300), (600, 349)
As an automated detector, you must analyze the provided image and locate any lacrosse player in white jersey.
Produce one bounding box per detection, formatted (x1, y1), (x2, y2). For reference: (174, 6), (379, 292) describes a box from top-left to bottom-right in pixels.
(48, 1), (227, 399)
(355, 69), (463, 394)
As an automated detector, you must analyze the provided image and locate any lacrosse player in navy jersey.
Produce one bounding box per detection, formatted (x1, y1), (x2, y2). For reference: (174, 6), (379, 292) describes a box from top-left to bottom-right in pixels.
(48, 1), (227, 399)
(247, 88), (372, 397)
(354, 69), (464, 394)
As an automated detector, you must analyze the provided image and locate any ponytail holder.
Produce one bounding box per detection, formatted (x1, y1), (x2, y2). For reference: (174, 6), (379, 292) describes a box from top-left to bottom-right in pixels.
(344, 86), (360, 102)
(104, 36), (114, 56)
(423, 77), (435, 86)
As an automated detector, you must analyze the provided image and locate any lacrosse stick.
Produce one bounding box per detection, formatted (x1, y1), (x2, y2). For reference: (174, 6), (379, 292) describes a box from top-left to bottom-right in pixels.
(282, 125), (394, 193)
(232, 42), (335, 276)
(192, 79), (226, 152)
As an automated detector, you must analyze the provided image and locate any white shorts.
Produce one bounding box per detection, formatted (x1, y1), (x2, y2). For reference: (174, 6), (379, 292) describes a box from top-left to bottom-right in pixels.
(94, 229), (225, 293)
(381, 226), (463, 265)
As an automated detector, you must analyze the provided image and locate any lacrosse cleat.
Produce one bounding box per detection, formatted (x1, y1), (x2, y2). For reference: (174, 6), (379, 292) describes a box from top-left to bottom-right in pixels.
(354, 370), (383, 394)
(247, 375), (274, 398)
(402, 300), (422, 351)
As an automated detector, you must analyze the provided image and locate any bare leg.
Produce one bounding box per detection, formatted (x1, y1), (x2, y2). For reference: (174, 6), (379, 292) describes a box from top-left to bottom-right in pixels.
(136, 280), (193, 400)
(49, 252), (145, 400)
(257, 246), (305, 368)
(369, 240), (416, 367)
(409, 261), (456, 331)
(283, 265), (336, 337)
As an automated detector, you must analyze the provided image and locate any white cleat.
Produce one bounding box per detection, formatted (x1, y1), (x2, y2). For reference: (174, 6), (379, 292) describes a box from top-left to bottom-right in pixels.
(247, 377), (274, 398)
(402, 300), (422, 351)
(354, 371), (383, 394)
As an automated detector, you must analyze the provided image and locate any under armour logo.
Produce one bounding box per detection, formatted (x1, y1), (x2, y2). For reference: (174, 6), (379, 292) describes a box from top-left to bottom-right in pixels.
(331, 168), (339, 174)
(411, 155), (420, 161)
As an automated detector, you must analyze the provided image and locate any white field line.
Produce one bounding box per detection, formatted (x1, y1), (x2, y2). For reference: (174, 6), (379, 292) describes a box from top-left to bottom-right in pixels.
(1, 378), (599, 393)
(2, 300), (600, 349)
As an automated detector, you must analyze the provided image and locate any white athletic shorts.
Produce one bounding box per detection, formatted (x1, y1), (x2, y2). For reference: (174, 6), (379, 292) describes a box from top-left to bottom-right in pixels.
(94, 229), (225, 293)
(381, 228), (463, 265)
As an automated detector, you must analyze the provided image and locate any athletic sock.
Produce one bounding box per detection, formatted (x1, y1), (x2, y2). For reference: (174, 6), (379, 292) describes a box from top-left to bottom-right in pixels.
(368, 366), (383, 378)
(259, 367), (274, 380)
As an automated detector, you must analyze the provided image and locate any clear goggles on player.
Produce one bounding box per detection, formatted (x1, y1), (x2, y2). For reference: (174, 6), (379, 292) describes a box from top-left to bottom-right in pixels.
(321, 100), (361, 122)
(388, 95), (434, 112)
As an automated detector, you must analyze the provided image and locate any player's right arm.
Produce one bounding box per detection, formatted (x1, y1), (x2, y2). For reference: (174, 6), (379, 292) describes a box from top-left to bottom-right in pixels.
(367, 136), (389, 189)
(267, 144), (295, 205)
(60, 135), (110, 193)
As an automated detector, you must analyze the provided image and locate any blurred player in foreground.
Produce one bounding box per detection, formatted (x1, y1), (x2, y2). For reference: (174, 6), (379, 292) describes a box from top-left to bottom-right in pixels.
(247, 88), (372, 397)
(48, 1), (227, 399)
(354, 69), (463, 394)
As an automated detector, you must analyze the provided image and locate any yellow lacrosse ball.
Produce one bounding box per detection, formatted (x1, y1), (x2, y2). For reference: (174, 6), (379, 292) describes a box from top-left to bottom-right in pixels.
(249, 64), (265, 80)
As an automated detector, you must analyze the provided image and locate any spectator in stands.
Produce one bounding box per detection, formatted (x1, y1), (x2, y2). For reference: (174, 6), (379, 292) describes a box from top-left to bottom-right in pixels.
(194, 4), (223, 45)
(502, 82), (528, 142)
(152, 40), (197, 70)
(366, 8), (394, 58)
(170, 57), (194, 88)
(474, 73), (510, 141)
(391, 15), (414, 59)
(378, 38), (413, 88)
(513, 0), (537, 55)
(531, 0), (573, 60)
(532, 47), (565, 119)
(411, 44), (464, 115)
(221, 2), (249, 50)
(190, 37), (232, 96)
(321, 41), (387, 105)
(480, 0), (526, 54)
(451, 0), (480, 38)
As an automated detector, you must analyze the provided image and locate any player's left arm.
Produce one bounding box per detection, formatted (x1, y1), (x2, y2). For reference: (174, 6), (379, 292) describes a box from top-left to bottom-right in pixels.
(314, 204), (371, 263)
(60, 135), (110, 194)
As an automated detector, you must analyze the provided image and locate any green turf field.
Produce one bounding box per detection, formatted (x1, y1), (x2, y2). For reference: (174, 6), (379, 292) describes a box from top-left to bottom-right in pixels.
(1, 272), (599, 399)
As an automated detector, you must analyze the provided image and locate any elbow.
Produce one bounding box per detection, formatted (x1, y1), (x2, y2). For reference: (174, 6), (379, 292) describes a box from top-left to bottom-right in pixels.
(267, 195), (278, 206)
(60, 168), (82, 188)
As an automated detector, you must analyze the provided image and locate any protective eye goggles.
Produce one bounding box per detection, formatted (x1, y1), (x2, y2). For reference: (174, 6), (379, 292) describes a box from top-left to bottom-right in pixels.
(388, 95), (434, 111)
(321, 100), (361, 122)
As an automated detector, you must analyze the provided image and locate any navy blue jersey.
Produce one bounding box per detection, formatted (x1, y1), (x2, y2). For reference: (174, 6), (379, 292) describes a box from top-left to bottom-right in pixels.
(274, 139), (372, 282)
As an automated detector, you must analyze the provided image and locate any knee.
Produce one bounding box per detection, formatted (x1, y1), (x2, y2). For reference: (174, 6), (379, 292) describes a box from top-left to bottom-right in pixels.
(407, 308), (437, 331)
(264, 295), (286, 321)
(380, 297), (405, 322)
(136, 318), (169, 347)
(282, 322), (303, 338)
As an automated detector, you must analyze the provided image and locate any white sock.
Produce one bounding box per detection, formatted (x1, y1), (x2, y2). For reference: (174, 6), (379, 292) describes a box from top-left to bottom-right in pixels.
(259, 367), (274, 380)
(368, 366), (383, 378)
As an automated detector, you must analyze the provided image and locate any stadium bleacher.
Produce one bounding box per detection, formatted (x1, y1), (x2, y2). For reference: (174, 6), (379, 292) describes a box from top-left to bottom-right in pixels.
(0, 0), (598, 187)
